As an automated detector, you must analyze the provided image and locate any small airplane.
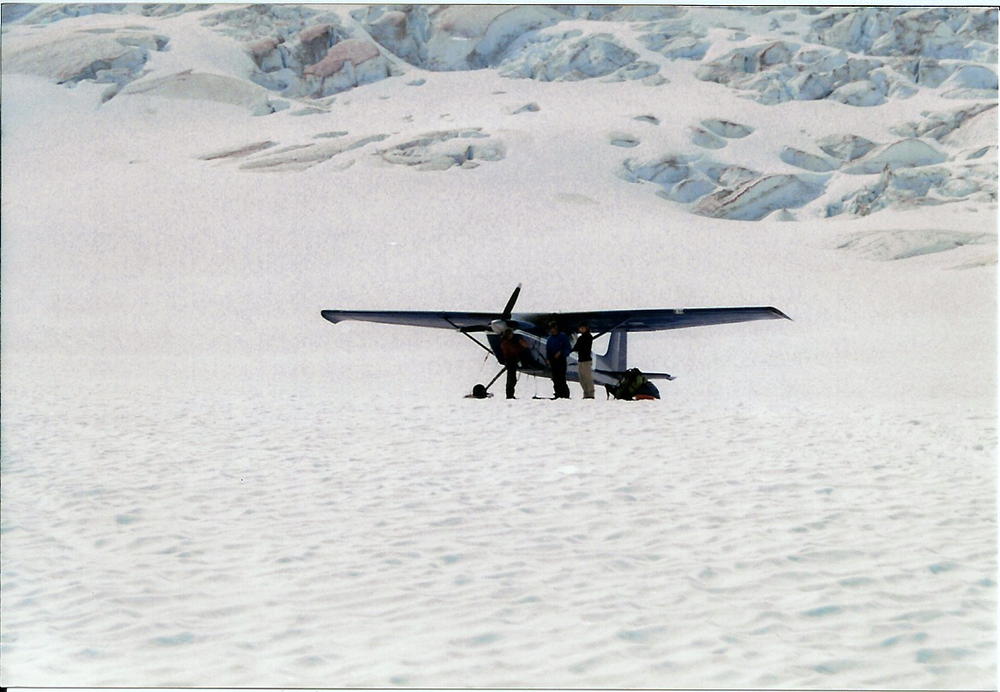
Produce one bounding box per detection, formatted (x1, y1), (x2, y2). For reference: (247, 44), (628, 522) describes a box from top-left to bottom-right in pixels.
(321, 285), (790, 399)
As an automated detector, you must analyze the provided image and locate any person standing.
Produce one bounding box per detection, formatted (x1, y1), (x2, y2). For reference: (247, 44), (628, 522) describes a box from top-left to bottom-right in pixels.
(499, 328), (527, 399)
(573, 323), (595, 399)
(546, 322), (571, 399)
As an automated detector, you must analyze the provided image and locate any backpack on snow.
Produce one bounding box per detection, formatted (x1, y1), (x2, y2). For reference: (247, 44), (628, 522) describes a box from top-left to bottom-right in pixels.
(613, 368), (648, 400)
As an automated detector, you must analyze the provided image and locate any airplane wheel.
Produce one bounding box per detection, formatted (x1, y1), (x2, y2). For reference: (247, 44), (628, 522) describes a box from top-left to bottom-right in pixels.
(472, 384), (488, 399)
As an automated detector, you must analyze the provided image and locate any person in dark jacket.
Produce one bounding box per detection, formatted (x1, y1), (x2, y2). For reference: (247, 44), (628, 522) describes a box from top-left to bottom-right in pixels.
(573, 323), (595, 399)
(546, 322), (571, 399)
(500, 328), (528, 399)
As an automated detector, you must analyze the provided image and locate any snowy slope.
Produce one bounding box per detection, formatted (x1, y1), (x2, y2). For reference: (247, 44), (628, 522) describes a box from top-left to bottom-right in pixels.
(1, 4), (996, 689)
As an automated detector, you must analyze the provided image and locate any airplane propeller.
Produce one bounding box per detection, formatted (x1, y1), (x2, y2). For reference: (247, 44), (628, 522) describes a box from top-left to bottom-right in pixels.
(460, 284), (530, 334)
(501, 283), (521, 320)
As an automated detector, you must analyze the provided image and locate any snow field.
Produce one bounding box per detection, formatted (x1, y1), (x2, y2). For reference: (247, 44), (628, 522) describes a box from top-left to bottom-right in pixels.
(1, 376), (995, 688)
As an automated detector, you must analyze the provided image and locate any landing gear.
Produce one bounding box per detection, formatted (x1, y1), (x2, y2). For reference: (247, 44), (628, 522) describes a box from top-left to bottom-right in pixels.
(469, 366), (508, 399)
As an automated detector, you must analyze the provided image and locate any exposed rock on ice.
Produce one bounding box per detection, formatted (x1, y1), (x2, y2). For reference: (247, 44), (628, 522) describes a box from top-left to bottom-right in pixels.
(238, 134), (389, 172)
(633, 115), (661, 126)
(843, 138), (947, 174)
(836, 229), (996, 261)
(199, 141), (277, 161)
(378, 129), (505, 171)
(693, 174), (826, 220)
(296, 39), (394, 97)
(817, 134), (878, 161)
(304, 39), (380, 79)
(700, 119), (754, 139)
(206, 5), (399, 98)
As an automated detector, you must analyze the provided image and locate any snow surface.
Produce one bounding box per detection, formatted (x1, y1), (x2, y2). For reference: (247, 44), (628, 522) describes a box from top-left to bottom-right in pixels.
(1, 4), (997, 689)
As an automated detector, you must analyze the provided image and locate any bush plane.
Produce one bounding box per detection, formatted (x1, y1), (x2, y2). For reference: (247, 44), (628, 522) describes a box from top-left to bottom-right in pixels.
(321, 285), (790, 399)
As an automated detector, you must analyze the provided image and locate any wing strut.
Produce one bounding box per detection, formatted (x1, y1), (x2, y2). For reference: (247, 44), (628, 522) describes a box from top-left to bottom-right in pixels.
(445, 317), (496, 356)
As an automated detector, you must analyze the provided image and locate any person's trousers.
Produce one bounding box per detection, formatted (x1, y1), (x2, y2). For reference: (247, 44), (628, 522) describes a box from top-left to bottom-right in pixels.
(578, 360), (595, 399)
(505, 361), (518, 398)
(551, 358), (570, 398)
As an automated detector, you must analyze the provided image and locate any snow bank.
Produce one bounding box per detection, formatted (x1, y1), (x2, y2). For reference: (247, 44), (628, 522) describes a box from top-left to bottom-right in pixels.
(836, 229), (995, 261)
(120, 70), (283, 115)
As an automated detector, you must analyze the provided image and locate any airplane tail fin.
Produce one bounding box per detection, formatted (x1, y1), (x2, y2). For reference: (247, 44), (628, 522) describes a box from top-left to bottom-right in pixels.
(600, 328), (628, 371)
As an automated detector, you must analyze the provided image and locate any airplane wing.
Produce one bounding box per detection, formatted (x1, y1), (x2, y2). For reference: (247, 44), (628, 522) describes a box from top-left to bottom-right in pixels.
(321, 306), (790, 334)
(517, 307), (791, 334)
(320, 310), (500, 330)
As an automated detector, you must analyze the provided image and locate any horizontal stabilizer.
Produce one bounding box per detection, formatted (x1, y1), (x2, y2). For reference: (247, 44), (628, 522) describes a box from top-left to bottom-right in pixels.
(596, 369), (676, 381)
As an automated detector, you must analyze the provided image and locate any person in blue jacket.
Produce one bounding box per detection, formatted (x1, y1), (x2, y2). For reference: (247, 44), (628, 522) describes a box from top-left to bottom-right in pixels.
(546, 322), (572, 399)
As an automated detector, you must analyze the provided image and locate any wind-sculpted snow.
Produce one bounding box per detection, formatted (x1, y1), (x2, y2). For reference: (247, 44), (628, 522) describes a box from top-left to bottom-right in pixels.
(836, 229), (996, 262)
(121, 70), (287, 116)
(2, 379), (995, 688)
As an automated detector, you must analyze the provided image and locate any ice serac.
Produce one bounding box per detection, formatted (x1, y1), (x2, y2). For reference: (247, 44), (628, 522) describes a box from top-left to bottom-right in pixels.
(352, 5), (563, 71)
(499, 31), (643, 82)
(693, 174), (826, 221)
(780, 147), (839, 172)
(1, 28), (169, 101)
(817, 134), (878, 161)
(843, 139), (948, 174)
(807, 7), (998, 62)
